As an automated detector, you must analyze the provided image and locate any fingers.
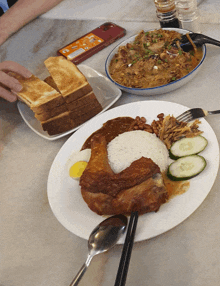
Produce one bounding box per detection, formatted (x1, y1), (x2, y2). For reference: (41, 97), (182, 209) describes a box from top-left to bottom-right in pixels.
(0, 71), (23, 93)
(0, 86), (17, 102)
(0, 61), (32, 102)
(0, 61), (32, 78)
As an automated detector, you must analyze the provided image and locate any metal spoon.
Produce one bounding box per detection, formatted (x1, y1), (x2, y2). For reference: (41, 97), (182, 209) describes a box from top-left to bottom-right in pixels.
(69, 214), (128, 286)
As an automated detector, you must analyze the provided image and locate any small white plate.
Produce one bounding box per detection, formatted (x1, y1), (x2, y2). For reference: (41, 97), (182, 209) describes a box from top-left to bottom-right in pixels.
(47, 100), (219, 243)
(105, 28), (206, 96)
(17, 64), (122, 141)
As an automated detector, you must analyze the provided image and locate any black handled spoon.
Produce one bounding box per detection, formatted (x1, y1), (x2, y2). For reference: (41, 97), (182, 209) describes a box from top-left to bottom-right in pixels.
(172, 33), (220, 51)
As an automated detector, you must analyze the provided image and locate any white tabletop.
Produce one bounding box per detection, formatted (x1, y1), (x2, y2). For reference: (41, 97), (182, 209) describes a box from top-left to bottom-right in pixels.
(42, 0), (220, 23)
(1, 7), (220, 286)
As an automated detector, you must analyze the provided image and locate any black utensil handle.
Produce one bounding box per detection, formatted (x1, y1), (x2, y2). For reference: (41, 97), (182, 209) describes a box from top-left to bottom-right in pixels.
(201, 35), (220, 47)
(114, 211), (139, 286)
(208, 110), (220, 115)
(180, 33), (220, 50)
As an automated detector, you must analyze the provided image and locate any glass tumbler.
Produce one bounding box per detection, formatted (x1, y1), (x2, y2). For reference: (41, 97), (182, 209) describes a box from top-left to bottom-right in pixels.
(175, 0), (201, 32)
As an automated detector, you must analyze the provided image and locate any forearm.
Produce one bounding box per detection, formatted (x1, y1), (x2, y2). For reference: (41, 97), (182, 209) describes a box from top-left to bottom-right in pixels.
(0, 0), (64, 45)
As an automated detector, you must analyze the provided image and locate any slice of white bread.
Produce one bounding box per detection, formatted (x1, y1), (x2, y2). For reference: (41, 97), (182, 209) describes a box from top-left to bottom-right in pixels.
(41, 111), (75, 136)
(70, 105), (103, 125)
(11, 73), (64, 113)
(66, 91), (102, 112)
(34, 103), (68, 121)
(44, 76), (59, 92)
(44, 57), (92, 103)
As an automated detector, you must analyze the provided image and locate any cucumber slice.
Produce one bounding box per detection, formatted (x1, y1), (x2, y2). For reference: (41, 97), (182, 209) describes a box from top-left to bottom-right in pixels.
(167, 155), (206, 181)
(169, 135), (208, 160)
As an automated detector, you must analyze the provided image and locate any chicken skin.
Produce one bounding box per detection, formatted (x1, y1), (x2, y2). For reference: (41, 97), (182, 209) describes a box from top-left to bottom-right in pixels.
(80, 134), (168, 215)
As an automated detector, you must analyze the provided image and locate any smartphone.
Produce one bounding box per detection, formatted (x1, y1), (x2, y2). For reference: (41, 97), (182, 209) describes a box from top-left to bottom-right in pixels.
(57, 22), (126, 64)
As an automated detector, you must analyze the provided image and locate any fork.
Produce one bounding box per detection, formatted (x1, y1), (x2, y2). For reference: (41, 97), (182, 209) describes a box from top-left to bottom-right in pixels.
(176, 108), (220, 123)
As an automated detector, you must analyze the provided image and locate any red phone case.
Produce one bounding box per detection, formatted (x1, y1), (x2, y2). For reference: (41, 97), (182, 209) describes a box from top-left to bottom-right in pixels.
(57, 22), (126, 64)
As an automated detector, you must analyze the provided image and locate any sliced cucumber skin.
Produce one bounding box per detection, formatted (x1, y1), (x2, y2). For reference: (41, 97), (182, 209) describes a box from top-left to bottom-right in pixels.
(169, 149), (180, 160)
(169, 136), (208, 160)
(167, 155), (207, 181)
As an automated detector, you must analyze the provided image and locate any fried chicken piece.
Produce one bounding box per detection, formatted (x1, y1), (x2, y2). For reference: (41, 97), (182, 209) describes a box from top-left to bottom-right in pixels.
(80, 134), (168, 215)
(113, 174), (167, 215)
(81, 190), (114, 215)
(81, 173), (168, 215)
(80, 134), (160, 197)
(80, 134), (115, 196)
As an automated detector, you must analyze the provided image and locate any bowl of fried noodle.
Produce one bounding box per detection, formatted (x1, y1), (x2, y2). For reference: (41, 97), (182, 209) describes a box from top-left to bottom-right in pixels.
(105, 28), (206, 96)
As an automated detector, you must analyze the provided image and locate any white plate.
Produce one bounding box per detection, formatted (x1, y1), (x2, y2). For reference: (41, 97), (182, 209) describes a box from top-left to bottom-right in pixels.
(105, 28), (206, 96)
(17, 65), (122, 141)
(47, 101), (219, 243)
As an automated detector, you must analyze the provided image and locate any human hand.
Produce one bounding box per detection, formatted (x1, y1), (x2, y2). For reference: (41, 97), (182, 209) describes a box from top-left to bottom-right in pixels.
(0, 61), (32, 102)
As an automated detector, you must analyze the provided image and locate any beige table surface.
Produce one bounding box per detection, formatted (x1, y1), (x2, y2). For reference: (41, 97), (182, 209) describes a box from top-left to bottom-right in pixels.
(1, 15), (220, 286)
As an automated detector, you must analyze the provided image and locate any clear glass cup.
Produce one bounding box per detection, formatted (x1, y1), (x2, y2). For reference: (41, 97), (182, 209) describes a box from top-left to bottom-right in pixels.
(175, 0), (201, 32)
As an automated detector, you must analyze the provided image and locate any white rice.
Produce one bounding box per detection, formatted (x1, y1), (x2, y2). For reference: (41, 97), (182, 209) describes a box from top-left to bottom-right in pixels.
(107, 130), (169, 173)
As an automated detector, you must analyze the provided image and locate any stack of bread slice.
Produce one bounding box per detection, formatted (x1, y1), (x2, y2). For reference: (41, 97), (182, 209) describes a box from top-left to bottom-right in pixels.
(15, 56), (102, 135)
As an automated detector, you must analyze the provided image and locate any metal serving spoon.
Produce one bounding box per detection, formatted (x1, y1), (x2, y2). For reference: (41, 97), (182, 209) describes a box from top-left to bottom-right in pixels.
(69, 214), (128, 286)
(172, 33), (220, 52)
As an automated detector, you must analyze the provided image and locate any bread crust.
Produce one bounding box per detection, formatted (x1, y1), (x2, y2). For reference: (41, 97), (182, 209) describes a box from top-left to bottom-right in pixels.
(31, 95), (65, 113)
(41, 111), (75, 135)
(63, 82), (93, 103)
(34, 103), (68, 121)
(66, 91), (101, 111)
(70, 105), (103, 126)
